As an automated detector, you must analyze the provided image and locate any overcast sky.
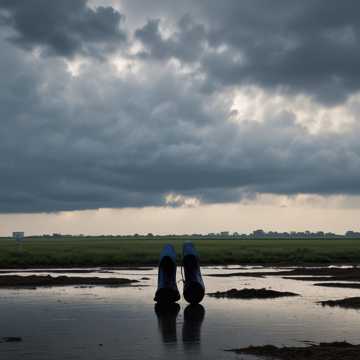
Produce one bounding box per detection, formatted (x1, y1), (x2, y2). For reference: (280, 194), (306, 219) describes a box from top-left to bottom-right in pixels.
(1, 0), (360, 235)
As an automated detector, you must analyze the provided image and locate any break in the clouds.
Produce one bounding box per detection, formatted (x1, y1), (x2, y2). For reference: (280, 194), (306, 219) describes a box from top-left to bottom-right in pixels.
(1, 0), (360, 213)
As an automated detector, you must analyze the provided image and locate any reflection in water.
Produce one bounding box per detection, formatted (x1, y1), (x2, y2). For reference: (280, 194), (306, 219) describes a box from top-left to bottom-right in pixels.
(183, 304), (205, 345)
(155, 303), (205, 356)
(3, 267), (360, 360)
(154, 303), (180, 344)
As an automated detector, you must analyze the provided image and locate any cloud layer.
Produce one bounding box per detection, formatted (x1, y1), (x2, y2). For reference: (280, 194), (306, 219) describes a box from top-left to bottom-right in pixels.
(134, 0), (360, 104)
(0, 0), (126, 57)
(1, 0), (360, 212)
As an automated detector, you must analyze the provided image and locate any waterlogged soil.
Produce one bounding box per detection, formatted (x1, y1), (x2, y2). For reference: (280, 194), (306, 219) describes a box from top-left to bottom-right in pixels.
(208, 288), (299, 299)
(0, 275), (138, 288)
(207, 266), (360, 282)
(206, 272), (265, 278)
(1, 265), (360, 360)
(319, 297), (360, 309)
(0, 269), (106, 274)
(227, 341), (360, 360)
(314, 282), (360, 289)
(101, 266), (154, 271)
(0, 337), (22, 343)
(0, 267), (154, 273)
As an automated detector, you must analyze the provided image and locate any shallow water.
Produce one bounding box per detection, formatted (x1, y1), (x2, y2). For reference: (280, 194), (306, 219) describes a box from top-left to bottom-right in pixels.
(1, 266), (360, 360)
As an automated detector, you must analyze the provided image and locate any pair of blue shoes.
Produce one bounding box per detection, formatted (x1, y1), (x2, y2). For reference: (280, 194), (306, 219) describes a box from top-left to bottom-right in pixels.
(154, 242), (205, 304)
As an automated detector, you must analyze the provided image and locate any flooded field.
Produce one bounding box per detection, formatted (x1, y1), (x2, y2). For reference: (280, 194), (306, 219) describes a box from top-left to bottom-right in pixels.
(1, 266), (360, 360)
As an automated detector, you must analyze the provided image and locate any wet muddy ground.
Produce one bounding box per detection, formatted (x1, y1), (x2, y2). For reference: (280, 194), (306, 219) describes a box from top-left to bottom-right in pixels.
(227, 341), (360, 359)
(0, 274), (138, 288)
(314, 282), (360, 289)
(206, 266), (360, 281)
(0, 265), (360, 359)
(208, 288), (299, 299)
(319, 297), (360, 309)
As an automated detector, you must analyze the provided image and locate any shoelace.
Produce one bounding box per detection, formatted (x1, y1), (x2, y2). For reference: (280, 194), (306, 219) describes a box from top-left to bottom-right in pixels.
(179, 259), (185, 285)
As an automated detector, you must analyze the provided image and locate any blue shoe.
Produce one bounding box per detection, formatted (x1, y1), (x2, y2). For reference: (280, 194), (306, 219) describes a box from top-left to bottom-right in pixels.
(182, 242), (205, 304)
(154, 244), (180, 304)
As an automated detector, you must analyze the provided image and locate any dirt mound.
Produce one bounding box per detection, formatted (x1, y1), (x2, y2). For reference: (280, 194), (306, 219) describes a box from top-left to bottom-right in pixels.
(208, 288), (299, 299)
(319, 297), (360, 309)
(314, 282), (360, 289)
(1, 337), (22, 343)
(207, 267), (360, 282)
(0, 275), (138, 288)
(226, 341), (360, 359)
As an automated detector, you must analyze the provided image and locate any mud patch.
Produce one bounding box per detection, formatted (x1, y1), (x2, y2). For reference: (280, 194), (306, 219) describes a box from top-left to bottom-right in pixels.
(208, 288), (299, 299)
(283, 276), (334, 281)
(277, 267), (360, 282)
(0, 275), (138, 288)
(1, 337), (22, 343)
(0, 269), (110, 274)
(102, 267), (154, 271)
(206, 272), (265, 278)
(319, 297), (360, 309)
(226, 341), (360, 359)
(314, 282), (360, 289)
(207, 267), (360, 282)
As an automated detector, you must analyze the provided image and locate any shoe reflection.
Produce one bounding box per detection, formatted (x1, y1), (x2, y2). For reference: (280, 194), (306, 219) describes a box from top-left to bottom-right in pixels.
(155, 303), (205, 352)
(154, 303), (180, 345)
(182, 304), (205, 349)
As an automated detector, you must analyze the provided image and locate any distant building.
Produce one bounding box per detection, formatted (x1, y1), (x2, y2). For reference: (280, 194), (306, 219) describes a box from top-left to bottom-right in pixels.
(252, 229), (265, 237)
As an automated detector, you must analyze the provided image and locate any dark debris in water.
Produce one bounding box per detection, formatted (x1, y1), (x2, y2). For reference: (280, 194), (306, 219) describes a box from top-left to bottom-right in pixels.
(208, 288), (299, 299)
(0, 275), (138, 288)
(226, 341), (360, 359)
(319, 297), (360, 309)
(1, 337), (22, 343)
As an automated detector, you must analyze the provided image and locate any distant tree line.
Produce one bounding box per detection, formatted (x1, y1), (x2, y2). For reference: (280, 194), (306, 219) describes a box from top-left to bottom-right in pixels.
(28, 230), (360, 240)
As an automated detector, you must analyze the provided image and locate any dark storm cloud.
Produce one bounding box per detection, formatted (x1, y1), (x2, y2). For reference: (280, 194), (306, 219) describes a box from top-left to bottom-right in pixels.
(135, 15), (206, 63)
(1, 1), (360, 213)
(2, 0), (360, 103)
(1, 32), (360, 213)
(0, 0), (126, 57)
(134, 0), (360, 104)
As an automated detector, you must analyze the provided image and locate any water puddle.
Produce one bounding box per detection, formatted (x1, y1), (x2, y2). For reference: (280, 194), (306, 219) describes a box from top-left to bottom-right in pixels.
(0, 266), (359, 359)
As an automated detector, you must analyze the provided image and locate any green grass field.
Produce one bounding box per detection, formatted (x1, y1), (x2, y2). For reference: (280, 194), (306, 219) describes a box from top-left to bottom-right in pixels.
(0, 237), (360, 268)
